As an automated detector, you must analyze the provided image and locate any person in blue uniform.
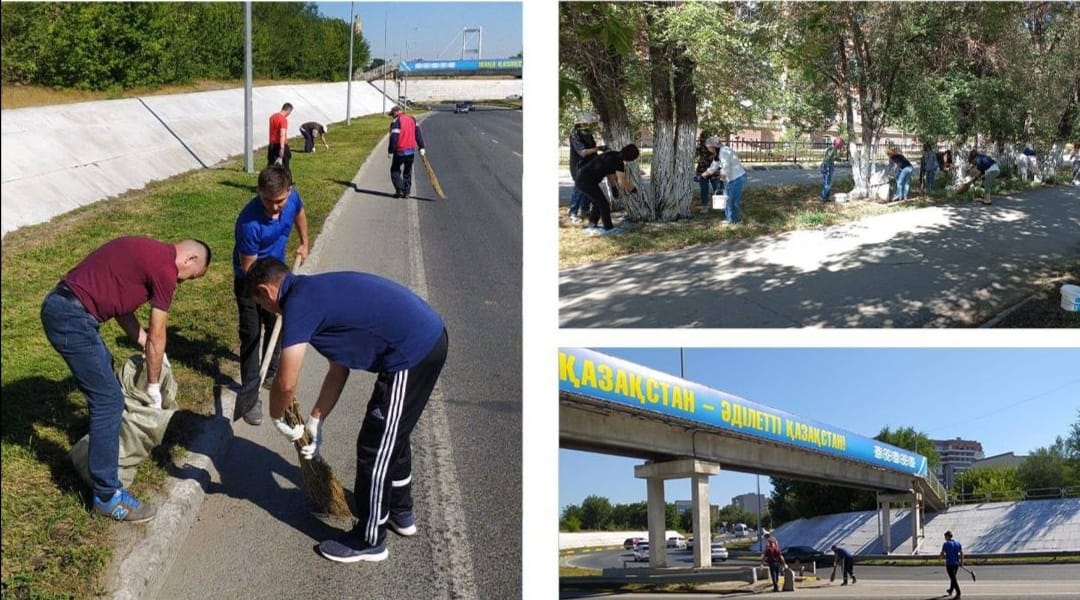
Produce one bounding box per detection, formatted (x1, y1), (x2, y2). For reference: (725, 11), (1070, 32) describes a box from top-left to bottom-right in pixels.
(831, 544), (856, 585)
(245, 257), (448, 563)
(940, 530), (965, 598)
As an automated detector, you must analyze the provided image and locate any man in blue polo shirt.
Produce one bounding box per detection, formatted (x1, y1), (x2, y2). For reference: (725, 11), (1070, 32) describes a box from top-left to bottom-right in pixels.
(232, 165), (309, 425)
(940, 530), (964, 598)
(244, 257), (448, 563)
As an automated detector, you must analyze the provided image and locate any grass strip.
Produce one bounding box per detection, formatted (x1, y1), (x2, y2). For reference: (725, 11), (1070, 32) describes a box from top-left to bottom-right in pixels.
(1, 115), (389, 598)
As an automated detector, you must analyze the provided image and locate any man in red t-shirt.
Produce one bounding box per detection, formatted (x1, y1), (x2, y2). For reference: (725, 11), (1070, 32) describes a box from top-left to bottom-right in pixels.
(269, 102), (294, 169)
(41, 237), (212, 523)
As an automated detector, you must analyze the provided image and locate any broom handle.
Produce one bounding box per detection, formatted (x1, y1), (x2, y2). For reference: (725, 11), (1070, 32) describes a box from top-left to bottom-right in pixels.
(258, 253), (303, 388)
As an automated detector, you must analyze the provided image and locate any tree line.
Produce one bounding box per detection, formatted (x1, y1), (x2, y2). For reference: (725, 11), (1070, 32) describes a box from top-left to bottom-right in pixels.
(560, 495), (765, 534)
(1, 2), (372, 91)
(560, 1), (1080, 221)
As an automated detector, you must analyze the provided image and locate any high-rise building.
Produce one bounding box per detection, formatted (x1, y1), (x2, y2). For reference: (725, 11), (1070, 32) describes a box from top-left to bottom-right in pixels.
(932, 437), (985, 488)
(731, 492), (768, 514)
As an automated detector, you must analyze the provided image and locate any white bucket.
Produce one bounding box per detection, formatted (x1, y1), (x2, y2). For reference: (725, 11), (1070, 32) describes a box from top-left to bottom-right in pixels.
(834, 192), (848, 204)
(712, 194), (728, 210)
(1061, 284), (1080, 312)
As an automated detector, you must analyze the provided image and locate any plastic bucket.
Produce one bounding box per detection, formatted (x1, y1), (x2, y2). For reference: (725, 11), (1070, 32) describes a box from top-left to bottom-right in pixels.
(712, 194), (728, 210)
(834, 192), (848, 204)
(1061, 284), (1080, 312)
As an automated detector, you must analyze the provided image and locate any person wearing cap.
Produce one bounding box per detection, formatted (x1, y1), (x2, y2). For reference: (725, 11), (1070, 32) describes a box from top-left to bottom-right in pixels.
(966, 150), (998, 205)
(300, 121), (330, 153)
(268, 103), (293, 169)
(568, 113), (602, 223)
(820, 137), (844, 202)
(387, 105), (426, 198)
(831, 544), (856, 585)
(886, 147), (913, 202)
(575, 144), (640, 234)
(701, 137), (748, 224)
(939, 530), (964, 598)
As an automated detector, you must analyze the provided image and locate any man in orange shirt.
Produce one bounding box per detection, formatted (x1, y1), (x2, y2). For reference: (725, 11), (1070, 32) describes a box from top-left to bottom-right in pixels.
(269, 103), (293, 169)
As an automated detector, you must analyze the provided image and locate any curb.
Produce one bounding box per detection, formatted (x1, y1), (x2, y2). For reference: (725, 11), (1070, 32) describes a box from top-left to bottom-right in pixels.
(108, 387), (239, 599)
(979, 294), (1036, 328)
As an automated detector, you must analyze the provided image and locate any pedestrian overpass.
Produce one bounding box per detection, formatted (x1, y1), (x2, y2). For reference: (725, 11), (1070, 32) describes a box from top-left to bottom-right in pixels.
(559, 348), (948, 569)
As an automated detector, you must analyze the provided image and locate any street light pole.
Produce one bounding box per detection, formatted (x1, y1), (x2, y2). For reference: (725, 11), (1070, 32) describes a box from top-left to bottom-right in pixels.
(381, 11), (388, 114)
(346, 3), (357, 125)
(243, 1), (253, 173)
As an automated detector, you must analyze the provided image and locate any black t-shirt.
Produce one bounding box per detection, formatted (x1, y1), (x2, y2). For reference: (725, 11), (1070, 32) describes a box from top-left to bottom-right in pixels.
(889, 154), (913, 170)
(576, 150), (624, 187)
(301, 121), (325, 134)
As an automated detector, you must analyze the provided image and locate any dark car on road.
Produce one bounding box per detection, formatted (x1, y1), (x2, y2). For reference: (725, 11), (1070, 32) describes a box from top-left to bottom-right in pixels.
(623, 537), (646, 550)
(782, 545), (828, 565)
(454, 102), (470, 114)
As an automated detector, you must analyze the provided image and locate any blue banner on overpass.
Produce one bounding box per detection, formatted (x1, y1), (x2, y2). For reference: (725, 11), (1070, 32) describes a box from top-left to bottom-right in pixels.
(559, 348), (929, 477)
(399, 58), (522, 72)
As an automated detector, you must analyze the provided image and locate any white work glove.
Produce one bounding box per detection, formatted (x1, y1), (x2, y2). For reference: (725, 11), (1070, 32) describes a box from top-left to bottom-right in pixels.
(273, 418), (304, 442)
(419, 148), (426, 157)
(299, 416), (323, 460)
(147, 383), (163, 410)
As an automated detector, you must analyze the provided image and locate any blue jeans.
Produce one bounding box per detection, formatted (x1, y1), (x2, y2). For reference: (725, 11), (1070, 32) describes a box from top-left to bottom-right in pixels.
(695, 175), (721, 207)
(768, 562), (782, 590)
(568, 185), (591, 218)
(820, 165), (834, 201)
(41, 287), (124, 501)
(725, 174), (747, 223)
(896, 166), (913, 200)
(925, 169), (937, 192)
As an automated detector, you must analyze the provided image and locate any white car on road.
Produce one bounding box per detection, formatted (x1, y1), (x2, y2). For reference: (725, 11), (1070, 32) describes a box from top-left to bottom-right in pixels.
(633, 543), (650, 562)
(711, 542), (729, 561)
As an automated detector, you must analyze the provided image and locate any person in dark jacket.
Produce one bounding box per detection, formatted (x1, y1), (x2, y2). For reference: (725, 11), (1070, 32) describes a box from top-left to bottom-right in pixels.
(299, 122), (329, 153)
(832, 545), (856, 585)
(967, 150), (998, 205)
(575, 144), (640, 235)
(568, 113), (601, 222)
(887, 147), (914, 202)
(694, 131), (724, 209)
(387, 106), (426, 198)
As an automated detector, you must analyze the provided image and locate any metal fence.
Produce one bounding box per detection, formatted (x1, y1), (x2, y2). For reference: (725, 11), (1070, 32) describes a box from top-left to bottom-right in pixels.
(727, 139), (924, 165)
(947, 486), (1080, 506)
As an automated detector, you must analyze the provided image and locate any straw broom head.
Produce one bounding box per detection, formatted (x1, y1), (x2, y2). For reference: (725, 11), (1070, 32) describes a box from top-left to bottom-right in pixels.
(284, 402), (351, 516)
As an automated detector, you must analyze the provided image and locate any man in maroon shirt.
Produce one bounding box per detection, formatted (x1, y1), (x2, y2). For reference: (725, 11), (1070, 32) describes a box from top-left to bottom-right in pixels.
(41, 237), (211, 522)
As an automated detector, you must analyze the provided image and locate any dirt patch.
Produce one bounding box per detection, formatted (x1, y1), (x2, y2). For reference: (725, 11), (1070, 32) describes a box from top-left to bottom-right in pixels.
(985, 261), (1080, 328)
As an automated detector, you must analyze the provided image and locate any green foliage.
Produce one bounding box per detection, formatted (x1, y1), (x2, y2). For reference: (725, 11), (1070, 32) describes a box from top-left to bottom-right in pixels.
(0, 2), (371, 90)
(877, 426), (940, 469)
(951, 466), (1024, 501)
(580, 495), (614, 530)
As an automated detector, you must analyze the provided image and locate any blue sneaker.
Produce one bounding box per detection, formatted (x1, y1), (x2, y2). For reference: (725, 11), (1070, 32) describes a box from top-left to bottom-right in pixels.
(389, 511), (417, 536)
(93, 489), (157, 523)
(318, 534), (388, 563)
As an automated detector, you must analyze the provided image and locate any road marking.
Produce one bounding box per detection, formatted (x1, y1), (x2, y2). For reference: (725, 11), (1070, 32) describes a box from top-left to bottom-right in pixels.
(512, 151), (522, 158)
(408, 199), (479, 600)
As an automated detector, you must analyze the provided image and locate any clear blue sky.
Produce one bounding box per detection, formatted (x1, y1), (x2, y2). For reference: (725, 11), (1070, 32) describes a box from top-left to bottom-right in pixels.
(560, 347), (1080, 513)
(314, 2), (522, 63)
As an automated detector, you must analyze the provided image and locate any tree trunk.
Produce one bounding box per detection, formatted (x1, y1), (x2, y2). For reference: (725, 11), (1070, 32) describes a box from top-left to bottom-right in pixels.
(647, 6), (676, 222)
(671, 48), (698, 220)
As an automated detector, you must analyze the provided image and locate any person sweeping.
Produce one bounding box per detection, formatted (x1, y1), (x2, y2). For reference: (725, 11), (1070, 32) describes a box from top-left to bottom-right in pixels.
(245, 257), (448, 563)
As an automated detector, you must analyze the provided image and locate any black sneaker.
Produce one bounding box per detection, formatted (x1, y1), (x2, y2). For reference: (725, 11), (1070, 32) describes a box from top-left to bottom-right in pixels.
(388, 511), (416, 536)
(318, 533), (388, 563)
(93, 489), (157, 523)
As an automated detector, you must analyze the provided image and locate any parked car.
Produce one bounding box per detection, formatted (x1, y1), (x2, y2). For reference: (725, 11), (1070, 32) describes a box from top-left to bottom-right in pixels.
(667, 535), (687, 549)
(454, 102), (470, 114)
(464, 101), (475, 111)
(782, 545), (827, 565)
(633, 543), (650, 562)
(397, 96), (415, 107)
(506, 93), (522, 100)
(623, 537), (646, 550)
(710, 542), (729, 561)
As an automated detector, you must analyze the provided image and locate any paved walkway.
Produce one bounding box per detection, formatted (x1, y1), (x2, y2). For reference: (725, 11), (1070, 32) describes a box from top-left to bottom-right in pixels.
(560, 185), (1080, 328)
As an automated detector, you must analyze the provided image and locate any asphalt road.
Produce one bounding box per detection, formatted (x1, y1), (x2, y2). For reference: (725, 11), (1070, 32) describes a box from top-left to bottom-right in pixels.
(566, 546), (747, 571)
(560, 184), (1080, 327)
(158, 106), (521, 599)
(561, 564), (1080, 599)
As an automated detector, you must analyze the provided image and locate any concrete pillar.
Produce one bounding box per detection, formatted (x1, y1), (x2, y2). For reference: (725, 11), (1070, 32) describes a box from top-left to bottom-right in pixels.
(634, 459), (722, 569)
(691, 473), (712, 568)
(911, 491), (923, 554)
(879, 494), (892, 555)
(646, 477), (667, 567)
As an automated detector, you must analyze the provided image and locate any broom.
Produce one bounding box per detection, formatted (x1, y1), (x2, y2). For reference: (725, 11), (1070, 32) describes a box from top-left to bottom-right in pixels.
(421, 153), (446, 199)
(261, 254), (351, 516)
(960, 565), (977, 582)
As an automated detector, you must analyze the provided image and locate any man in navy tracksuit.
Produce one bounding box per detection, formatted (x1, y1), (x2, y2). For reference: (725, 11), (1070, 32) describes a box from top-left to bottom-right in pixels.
(245, 257), (448, 563)
(388, 105), (427, 198)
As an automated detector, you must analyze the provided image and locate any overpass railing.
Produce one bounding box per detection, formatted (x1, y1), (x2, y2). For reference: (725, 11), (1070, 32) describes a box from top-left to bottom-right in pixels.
(947, 485), (1080, 506)
(360, 63), (397, 82)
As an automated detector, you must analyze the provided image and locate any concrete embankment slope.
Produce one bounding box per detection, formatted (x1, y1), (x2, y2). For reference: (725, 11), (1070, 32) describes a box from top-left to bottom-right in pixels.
(0, 78), (521, 238)
(766, 498), (1080, 555)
